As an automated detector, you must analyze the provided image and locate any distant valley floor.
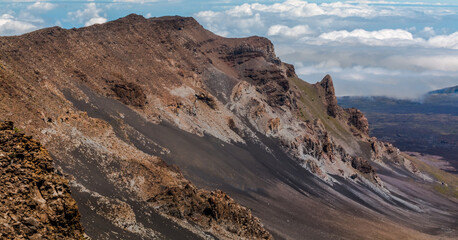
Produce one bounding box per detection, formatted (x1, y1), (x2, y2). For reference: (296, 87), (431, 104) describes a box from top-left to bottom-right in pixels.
(338, 96), (458, 174)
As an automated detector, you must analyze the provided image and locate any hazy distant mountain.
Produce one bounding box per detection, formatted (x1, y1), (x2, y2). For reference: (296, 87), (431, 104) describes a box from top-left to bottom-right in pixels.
(424, 85), (458, 107)
(428, 85), (458, 95)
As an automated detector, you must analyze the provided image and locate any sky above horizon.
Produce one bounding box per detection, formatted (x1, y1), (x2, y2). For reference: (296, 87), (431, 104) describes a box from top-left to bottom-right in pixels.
(1, 0), (457, 98)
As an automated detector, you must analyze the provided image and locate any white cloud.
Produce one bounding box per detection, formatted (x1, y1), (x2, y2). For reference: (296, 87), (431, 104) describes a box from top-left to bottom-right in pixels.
(0, 14), (37, 36)
(344, 0), (450, 6)
(194, 1), (418, 43)
(416, 26), (437, 38)
(196, 10), (263, 36)
(27, 1), (56, 11)
(423, 26), (434, 33)
(84, 17), (107, 26)
(250, 1), (325, 17)
(306, 29), (458, 50)
(313, 29), (422, 46)
(320, 29), (414, 41)
(112, 0), (159, 2)
(68, 3), (100, 21)
(195, 10), (220, 23)
(321, 2), (379, 18)
(68, 3), (107, 27)
(297, 63), (402, 79)
(237, 13), (263, 32)
(428, 32), (458, 49)
(385, 55), (458, 72)
(195, 11), (229, 36)
(231, 0), (400, 18)
(268, 24), (312, 38)
(227, 3), (253, 17)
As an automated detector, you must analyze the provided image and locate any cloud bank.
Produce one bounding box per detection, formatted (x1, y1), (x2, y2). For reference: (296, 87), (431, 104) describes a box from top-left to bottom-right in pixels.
(68, 3), (107, 27)
(0, 14), (37, 36)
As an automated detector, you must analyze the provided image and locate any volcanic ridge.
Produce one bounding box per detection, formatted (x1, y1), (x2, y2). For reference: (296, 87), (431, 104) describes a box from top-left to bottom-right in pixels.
(0, 14), (457, 239)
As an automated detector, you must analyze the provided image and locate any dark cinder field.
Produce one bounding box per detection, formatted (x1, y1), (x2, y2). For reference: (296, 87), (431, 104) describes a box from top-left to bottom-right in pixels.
(64, 86), (457, 240)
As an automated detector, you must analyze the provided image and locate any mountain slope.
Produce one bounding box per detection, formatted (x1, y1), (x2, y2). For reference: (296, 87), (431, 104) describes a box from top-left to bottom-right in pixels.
(0, 14), (457, 239)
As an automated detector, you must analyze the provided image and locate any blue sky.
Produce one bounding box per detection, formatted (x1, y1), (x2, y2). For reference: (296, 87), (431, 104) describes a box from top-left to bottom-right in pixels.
(1, 0), (458, 98)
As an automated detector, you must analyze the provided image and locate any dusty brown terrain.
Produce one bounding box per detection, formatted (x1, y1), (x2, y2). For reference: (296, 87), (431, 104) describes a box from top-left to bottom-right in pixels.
(0, 14), (456, 239)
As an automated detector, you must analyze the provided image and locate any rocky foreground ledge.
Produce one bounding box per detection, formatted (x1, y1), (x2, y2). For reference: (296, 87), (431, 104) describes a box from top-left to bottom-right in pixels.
(0, 121), (84, 239)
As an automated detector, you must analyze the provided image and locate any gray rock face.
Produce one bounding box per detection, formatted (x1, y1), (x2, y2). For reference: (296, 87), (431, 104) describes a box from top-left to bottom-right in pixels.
(346, 107), (369, 135)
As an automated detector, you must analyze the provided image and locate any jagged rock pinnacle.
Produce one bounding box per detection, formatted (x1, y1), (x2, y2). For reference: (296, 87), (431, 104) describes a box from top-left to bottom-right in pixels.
(320, 74), (339, 117)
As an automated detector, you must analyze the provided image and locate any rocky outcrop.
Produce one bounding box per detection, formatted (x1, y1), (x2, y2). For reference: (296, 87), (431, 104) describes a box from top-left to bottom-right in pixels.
(319, 75), (340, 118)
(216, 37), (294, 109)
(195, 92), (218, 109)
(219, 37), (280, 66)
(111, 82), (147, 108)
(150, 184), (272, 239)
(0, 121), (84, 239)
(220, 36), (382, 183)
(370, 138), (403, 163)
(345, 108), (369, 135)
(267, 118), (280, 133)
(351, 157), (374, 174)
